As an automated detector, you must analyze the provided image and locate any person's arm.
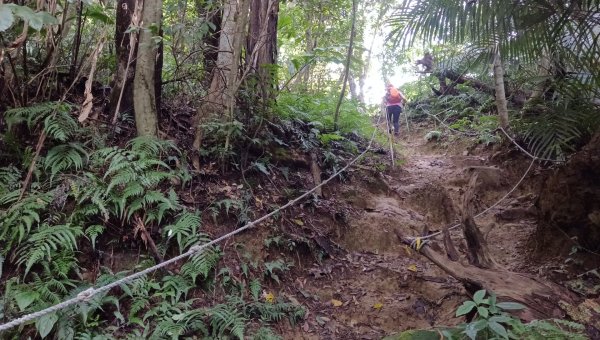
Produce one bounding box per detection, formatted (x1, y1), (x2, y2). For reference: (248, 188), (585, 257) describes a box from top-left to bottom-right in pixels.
(399, 90), (407, 104)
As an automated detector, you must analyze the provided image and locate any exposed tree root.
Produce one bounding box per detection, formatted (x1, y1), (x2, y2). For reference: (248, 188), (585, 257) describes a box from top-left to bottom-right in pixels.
(396, 172), (600, 332)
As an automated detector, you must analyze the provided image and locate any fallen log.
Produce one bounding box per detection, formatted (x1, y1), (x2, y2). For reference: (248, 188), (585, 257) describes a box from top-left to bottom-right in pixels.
(432, 69), (528, 106)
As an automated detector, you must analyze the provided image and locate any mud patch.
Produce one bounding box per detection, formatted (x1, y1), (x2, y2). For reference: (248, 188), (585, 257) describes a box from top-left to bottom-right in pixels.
(339, 196), (425, 253)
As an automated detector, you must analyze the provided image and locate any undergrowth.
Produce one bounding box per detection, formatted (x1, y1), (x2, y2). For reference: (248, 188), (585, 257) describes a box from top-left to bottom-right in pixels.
(386, 290), (587, 340)
(0, 101), (311, 339)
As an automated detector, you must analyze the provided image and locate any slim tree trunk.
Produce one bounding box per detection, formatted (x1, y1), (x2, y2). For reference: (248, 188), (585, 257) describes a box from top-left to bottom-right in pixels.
(246, 0), (278, 102)
(333, 0), (357, 131)
(493, 47), (510, 129)
(133, 0), (161, 136)
(191, 0), (249, 169)
(108, 0), (137, 117)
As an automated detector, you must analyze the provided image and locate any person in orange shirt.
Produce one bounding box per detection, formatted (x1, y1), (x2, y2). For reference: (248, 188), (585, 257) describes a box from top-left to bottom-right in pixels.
(384, 83), (407, 136)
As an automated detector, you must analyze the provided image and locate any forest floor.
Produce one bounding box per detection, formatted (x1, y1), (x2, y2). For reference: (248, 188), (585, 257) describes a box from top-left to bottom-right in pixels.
(246, 121), (581, 339)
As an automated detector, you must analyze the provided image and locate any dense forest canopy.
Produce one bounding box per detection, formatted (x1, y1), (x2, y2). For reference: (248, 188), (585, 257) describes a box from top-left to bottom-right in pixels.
(0, 0), (599, 338)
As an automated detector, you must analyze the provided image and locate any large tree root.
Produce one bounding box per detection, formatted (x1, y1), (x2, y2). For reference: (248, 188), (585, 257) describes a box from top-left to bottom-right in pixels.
(396, 172), (600, 332)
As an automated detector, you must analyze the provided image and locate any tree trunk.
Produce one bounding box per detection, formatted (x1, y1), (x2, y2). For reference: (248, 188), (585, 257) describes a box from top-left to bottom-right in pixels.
(493, 47), (510, 130)
(246, 0), (279, 103)
(107, 0), (137, 118)
(333, 0), (357, 131)
(133, 0), (161, 136)
(191, 0), (249, 169)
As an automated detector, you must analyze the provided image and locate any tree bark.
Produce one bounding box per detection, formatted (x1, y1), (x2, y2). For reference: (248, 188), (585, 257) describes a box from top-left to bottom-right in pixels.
(133, 0), (162, 136)
(333, 0), (357, 131)
(191, 0), (249, 169)
(107, 0), (137, 118)
(493, 48), (510, 130)
(246, 0), (279, 103)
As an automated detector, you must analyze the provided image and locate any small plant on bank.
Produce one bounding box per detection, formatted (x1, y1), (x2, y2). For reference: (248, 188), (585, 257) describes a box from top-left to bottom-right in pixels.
(442, 290), (586, 340)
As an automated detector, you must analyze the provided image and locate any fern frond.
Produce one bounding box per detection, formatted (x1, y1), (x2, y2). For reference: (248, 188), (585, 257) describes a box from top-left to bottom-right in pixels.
(251, 327), (282, 340)
(15, 223), (83, 276)
(181, 246), (221, 283)
(0, 191), (52, 251)
(44, 143), (88, 177)
(249, 279), (261, 301)
(85, 225), (105, 250)
(518, 103), (599, 161)
(0, 166), (22, 194)
(128, 136), (180, 157)
(4, 101), (72, 131)
(210, 302), (247, 339)
(44, 110), (79, 142)
(164, 211), (201, 252)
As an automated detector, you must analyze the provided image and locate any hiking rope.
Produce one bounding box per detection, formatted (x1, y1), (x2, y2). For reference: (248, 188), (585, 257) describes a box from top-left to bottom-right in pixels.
(407, 156), (536, 246)
(0, 113), (386, 334)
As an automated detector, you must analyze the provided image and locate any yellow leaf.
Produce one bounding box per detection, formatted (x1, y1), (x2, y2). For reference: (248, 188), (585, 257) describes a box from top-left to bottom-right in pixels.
(331, 299), (343, 307)
(404, 246), (412, 256)
(263, 292), (275, 303)
(407, 264), (418, 272)
(293, 219), (304, 226)
(373, 302), (383, 310)
(416, 238), (422, 250)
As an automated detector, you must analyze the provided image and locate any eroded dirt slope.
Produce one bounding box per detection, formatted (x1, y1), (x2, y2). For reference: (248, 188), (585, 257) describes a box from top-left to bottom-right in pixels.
(277, 124), (541, 339)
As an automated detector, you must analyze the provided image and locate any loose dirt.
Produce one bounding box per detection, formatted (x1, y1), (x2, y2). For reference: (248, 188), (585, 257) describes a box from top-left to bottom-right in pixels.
(277, 123), (543, 339)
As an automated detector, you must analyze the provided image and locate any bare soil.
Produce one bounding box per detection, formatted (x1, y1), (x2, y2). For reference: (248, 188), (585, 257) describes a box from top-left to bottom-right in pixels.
(271, 123), (551, 339)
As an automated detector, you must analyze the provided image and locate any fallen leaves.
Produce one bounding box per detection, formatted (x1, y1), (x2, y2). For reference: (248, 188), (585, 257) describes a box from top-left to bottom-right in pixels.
(331, 299), (343, 307)
(408, 264), (418, 272)
(373, 302), (383, 310)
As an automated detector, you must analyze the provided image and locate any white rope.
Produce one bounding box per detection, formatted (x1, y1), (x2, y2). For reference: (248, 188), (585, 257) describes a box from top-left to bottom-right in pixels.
(408, 156), (536, 244)
(0, 112), (385, 334)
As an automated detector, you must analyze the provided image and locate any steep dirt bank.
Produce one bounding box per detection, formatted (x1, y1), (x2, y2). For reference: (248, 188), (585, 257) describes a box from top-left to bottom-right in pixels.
(270, 123), (551, 339)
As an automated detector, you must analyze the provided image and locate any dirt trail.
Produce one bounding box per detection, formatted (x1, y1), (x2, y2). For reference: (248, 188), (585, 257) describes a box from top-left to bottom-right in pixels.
(280, 124), (540, 339)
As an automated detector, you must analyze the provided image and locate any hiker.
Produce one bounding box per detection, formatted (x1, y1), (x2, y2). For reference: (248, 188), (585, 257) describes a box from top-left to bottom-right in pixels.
(384, 83), (406, 136)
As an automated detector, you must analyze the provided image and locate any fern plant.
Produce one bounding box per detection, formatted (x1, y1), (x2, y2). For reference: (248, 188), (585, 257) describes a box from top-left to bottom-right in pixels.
(88, 137), (181, 223)
(516, 99), (600, 161)
(44, 143), (89, 179)
(4, 101), (80, 142)
(209, 296), (247, 339)
(15, 223), (83, 276)
(0, 190), (53, 253)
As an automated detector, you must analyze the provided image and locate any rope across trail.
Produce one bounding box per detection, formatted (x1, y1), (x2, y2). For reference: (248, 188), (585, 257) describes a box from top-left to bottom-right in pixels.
(407, 126), (563, 247)
(0, 114), (386, 333)
(0, 112), (558, 333)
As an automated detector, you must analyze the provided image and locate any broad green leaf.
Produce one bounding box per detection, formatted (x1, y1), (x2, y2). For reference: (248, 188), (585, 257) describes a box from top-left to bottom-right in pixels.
(488, 320), (509, 338)
(489, 315), (512, 323)
(15, 290), (39, 311)
(473, 289), (486, 304)
(477, 306), (489, 318)
(0, 5), (15, 32)
(36, 312), (58, 338)
(36, 11), (58, 25)
(496, 302), (526, 310)
(253, 162), (270, 175)
(456, 301), (477, 316)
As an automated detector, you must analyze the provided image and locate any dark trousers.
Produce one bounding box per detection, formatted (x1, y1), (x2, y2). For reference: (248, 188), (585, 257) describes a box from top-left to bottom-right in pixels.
(387, 105), (402, 134)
